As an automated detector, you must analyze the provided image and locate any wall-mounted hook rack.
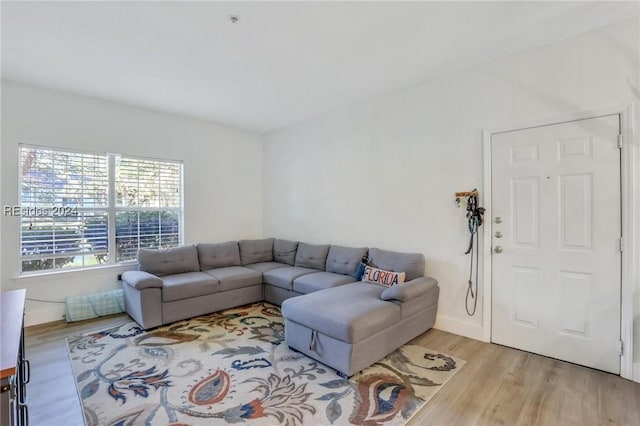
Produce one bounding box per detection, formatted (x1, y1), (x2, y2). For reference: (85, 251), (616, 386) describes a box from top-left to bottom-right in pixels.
(455, 190), (479, 197)
(455, 190), (479, 208)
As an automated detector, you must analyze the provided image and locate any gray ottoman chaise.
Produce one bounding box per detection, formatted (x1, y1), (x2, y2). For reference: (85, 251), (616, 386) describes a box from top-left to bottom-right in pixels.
(122, 238), (439, 376)
(281, 248), (439, 376)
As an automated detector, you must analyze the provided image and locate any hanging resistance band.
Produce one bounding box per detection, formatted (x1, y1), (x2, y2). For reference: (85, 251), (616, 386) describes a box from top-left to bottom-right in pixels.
(464, 192), (484, 316)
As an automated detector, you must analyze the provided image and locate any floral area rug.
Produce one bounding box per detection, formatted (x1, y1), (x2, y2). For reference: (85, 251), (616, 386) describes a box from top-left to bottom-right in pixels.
(67, 302), (464, 426)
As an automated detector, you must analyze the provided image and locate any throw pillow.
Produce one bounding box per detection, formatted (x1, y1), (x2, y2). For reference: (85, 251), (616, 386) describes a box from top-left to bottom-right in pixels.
(361, 266), (406, 287)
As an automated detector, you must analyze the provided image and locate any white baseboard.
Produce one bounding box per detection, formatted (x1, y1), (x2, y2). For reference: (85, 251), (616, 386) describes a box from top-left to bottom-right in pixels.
(434, 314), (487, 342)
(633, 362), (640, 383)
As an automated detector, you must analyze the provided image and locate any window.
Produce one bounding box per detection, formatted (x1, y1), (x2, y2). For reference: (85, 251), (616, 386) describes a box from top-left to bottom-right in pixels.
(114, 156), (182, 262)
(19, 145), (183, 273)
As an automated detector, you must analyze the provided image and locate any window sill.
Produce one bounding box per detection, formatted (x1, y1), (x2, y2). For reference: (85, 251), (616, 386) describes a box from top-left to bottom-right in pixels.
(13, 263), (138, 282)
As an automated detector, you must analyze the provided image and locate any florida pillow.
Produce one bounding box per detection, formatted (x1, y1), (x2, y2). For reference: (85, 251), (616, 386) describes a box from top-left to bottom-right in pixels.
(362, 266), (406, 287)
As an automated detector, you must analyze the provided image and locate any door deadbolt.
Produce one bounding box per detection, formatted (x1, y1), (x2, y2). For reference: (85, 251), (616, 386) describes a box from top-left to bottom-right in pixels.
(494, 246), (503, 253)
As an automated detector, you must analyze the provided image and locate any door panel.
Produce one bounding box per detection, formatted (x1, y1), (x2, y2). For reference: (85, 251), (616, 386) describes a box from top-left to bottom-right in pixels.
(491, 114), (621, 374)
(559, 173), (593, 249)
(512, 177), (539, 247)
(512, 265), (540, 327)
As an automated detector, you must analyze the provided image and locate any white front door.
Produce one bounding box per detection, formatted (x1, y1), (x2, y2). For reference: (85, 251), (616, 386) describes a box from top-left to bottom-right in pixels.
(491, 114), (621, 374)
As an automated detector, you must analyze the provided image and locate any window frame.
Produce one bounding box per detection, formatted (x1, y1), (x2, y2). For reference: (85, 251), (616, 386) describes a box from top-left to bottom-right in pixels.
(110, 153), (184, 263)
(18, 144), (184, 275)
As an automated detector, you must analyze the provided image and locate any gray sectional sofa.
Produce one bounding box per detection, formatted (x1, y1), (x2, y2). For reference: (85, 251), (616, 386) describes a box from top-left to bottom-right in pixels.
(122, 238), (439, 376)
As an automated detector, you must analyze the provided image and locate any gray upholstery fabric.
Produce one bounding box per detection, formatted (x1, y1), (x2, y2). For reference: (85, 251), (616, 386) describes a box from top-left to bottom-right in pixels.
(325, 245), (368, 276)
(264, 285), (299, 305)
(163, 285), (262, 325)
(273, 239), (298, 265)
(122, 270), (163, 289)
(123, 237), (439, 354)
(245, 261), (288, 273)
(285, 302), (438, 376)
(161, 272), (219, 302)
(263, 266), (318, 290)
(123, 284), (162, 329)
(380, 276), (438, 302)
(294, 242), (330, 270)
(197, 241), (240, 270)
(368, 248), (425, 281)
(282, 282), (400, 343)
(138, 245), (200, 277)
(293, 271), (356, 294)
(397, 285), (440, 319)
(284, 319), (354, 376)
(204, 266), (262, 292)
(239, 238), (275, 265)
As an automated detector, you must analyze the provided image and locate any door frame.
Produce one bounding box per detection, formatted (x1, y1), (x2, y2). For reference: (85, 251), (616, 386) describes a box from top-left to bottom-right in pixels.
(482, 104), (638, 382)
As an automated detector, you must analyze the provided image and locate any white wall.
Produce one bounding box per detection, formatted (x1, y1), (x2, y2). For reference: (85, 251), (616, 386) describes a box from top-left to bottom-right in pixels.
(264, 19), (640, 366)
(1, 80), (264, 325)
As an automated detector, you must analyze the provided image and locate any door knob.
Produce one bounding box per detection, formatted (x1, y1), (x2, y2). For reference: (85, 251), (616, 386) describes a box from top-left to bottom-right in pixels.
(495, 231), (503, 238)
(494, 246), (503, 253)
(494, 217), (502, 224)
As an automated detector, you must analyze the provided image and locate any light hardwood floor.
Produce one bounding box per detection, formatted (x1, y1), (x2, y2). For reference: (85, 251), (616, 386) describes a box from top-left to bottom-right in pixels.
(24, 314), (640, 426)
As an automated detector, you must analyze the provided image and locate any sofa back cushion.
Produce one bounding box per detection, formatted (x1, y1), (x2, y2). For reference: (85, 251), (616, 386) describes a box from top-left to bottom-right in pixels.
(294, 242), (330, 270)
(274, 239), (298, 265)
(138, 245), (200, 277)
(197, 241), (241, 270)
(238, 238), (275, 265)
(326, 245), (368, 276)
(368, 248), (425, 281)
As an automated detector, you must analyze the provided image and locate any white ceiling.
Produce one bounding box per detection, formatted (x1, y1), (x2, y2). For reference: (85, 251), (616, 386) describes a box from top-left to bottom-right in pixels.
(2, 1), (638, 134)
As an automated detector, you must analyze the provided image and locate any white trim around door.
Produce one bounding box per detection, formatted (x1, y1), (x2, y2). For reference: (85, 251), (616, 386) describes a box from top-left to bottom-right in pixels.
(482, 104), (638, 382)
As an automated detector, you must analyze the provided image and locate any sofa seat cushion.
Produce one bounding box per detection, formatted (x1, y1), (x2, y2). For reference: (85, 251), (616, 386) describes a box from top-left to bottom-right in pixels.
(162, 272), (219, 302)
(204, 266), (262, 292)
(263, 266), (318, 290)
(244, 261), (289, 273)
(293, 271), (356, 294)
(282, 282), (401, 344)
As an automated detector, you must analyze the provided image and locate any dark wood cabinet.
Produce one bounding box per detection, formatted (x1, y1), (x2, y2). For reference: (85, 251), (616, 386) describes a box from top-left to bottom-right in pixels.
(1, 289), (29, 426)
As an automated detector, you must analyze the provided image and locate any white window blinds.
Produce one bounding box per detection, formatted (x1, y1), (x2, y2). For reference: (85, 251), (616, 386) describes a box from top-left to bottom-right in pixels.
(114, 156), (182, 262)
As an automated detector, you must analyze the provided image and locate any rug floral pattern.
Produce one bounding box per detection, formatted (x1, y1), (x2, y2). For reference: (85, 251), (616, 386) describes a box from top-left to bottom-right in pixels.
(67, 303), (464, 425)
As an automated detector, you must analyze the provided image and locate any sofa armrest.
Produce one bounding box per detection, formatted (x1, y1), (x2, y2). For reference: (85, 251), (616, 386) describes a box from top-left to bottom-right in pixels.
(122, 270), (163, 290)
(380, 276), (438, 302)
